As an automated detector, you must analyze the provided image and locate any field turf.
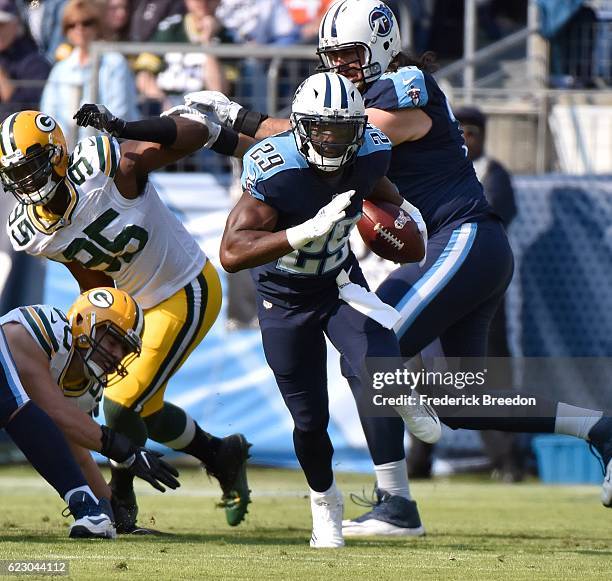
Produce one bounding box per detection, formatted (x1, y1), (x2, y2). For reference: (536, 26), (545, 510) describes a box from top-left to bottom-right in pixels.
(0, 465), (610, 580)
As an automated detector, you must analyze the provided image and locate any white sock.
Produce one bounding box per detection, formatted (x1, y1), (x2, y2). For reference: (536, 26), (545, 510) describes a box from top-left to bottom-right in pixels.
(310, 478), (339, 500)
(375, 459), (411, 500)
(554, 403), (603, 440)
(64, 485), (97, 505)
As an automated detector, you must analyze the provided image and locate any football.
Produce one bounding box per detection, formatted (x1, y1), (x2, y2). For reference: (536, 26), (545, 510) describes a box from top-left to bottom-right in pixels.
(357, 200), (425, 264)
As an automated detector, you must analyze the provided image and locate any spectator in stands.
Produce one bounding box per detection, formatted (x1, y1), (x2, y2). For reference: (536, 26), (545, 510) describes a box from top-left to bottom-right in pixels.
(0, 0), (51, 121)
(128, 0), (185, 42)
(216, 0), (299, 45)
(283, 0), (333, 43)
(17, 0), (68, 62)
(40, 0), (138, 148)
(134, 0), (229, 114)
(105, 0), (131, 41)
(216, 0), (299, 112)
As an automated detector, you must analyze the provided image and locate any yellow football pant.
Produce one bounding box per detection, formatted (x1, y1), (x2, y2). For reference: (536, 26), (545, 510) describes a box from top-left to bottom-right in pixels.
(105, 261), (221, 417)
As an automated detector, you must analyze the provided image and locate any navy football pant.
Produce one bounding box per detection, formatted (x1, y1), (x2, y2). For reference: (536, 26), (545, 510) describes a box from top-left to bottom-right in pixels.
(0, 330), (88, 498)
(257, 267), (405, 491)
(375, 219), (556, 433)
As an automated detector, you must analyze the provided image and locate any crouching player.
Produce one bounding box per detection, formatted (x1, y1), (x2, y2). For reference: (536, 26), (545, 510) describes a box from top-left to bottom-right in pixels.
(218, 72), (438, 548)
(0, 286), (180, 537)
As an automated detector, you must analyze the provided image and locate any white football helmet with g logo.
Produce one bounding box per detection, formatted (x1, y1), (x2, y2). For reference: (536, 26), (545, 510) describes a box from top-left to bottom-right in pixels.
(291, 72), (367, 172)
(318, 0), (401, 84)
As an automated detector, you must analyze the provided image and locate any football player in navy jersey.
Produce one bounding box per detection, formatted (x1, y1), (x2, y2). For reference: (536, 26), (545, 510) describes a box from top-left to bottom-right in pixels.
(219, 72), (438, 548)
(183, 0), (612, 534)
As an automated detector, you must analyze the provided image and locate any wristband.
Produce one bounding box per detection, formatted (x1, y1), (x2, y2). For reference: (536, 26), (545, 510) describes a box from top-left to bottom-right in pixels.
(285, 223), (311, 250)
(232, 108), (268, 138)
(211, 126), (239, 155)
(117, 117), (178, 146)
(100, 425), (135, 463)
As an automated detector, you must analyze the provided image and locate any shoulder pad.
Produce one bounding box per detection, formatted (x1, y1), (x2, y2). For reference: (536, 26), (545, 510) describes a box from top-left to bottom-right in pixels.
(359, 124), (393, 157)
(241, 133), (306, 202)
(18, 305), (70, 359)
(67, 135), (120, 191)
(379, 67), (429, 109)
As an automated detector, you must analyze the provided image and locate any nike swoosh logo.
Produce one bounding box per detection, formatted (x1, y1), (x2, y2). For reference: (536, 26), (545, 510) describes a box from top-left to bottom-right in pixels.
(87, 517), (108, 525)
(402, 76), (416, 86)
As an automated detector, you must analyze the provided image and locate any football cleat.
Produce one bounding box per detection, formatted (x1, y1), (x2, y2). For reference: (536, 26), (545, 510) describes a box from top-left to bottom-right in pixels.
(310, 487), (345, 548)
(343, 486), (425, 537)
(587, 417), (612, 507)
(67, 491), (116, 539)
(393, 396), (441, 444)
(204, 434), (252, 526)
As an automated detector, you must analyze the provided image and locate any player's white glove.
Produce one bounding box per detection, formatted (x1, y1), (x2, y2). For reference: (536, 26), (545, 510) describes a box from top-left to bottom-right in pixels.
(400, 199), (428, 267)
(161, 105), (221, 148)
(286, 189), (356, 250)
(184, 90), (243, 128)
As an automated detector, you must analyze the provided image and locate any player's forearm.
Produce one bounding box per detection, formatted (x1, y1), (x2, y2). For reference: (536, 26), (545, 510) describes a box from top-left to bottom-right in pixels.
(367, 177), (404, 207)
(220, 230), (292, 273)
(68, 440), (111, 500)
(254, 117), (291, 140)
(41, 400), (107, 452)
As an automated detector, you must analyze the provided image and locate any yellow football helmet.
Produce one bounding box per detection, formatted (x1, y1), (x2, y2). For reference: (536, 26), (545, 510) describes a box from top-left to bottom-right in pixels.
(67, 287), (144, 385)
(0, 110), (68, 205)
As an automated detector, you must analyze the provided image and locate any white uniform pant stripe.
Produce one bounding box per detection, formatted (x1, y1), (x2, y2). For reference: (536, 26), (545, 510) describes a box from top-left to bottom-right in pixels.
(393, 223), (478, 338)
(0, 328), (29, 407)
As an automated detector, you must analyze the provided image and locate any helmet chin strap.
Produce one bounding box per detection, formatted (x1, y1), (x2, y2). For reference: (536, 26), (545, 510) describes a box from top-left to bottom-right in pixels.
(84, 358), (107, 385)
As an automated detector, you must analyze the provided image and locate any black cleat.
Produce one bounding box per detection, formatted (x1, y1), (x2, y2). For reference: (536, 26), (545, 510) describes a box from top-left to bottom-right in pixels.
(204, 434), (252, 526)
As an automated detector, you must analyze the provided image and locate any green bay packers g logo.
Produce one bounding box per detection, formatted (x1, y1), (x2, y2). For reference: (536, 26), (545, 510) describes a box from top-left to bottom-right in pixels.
(88, 289), (114, 308)
(35, 114), (56, 133)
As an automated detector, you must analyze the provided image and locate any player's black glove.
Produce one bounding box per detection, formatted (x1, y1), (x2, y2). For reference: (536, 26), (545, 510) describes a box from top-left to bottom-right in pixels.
(121, 448), (180, 493)
(100, 426), (180, 492)
(73, 104), (126, 137)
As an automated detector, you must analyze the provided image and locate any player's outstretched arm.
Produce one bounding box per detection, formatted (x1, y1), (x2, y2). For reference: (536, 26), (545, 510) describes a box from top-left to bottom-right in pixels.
(183, 90), (290, 141)
(3, 324), (180, 493)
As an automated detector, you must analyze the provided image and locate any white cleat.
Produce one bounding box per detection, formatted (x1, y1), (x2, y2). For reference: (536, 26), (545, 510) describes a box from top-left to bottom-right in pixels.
(69, 514), (116, 539)
(310, 488), (345, 548)
(342, 488), (425, 537)
(67, 491), (116, 539)
(343, 518), (425, 537)
(393, 396), (441, 444)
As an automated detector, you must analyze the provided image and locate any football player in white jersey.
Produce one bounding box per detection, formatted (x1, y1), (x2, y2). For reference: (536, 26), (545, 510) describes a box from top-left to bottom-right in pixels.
(0, 108), (252, 532)
(0, 286), (180, 538)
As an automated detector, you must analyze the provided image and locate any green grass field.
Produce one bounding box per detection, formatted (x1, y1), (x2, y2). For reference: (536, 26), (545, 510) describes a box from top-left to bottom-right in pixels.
(0, 465), (610, 580)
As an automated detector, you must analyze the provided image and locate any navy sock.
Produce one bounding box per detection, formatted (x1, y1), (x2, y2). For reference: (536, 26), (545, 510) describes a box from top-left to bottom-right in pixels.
(293, 427), (334, 492)
(6, 402), (87, 499)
